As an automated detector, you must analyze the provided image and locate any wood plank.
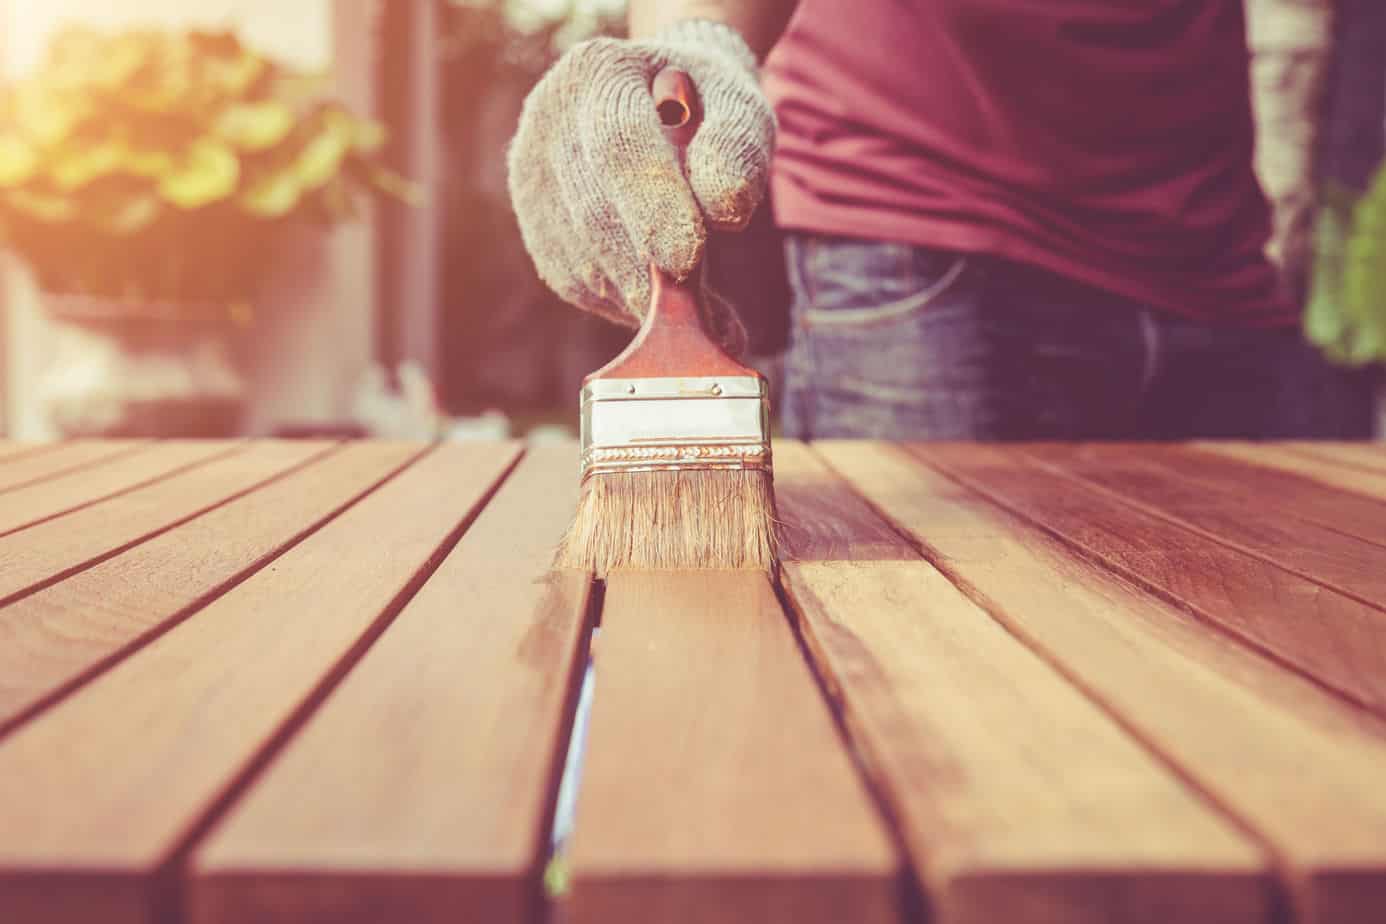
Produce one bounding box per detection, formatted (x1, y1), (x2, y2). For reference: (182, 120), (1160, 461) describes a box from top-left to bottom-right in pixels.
(772, 445), (1269, 924)
(784, 562), (1269, 924)
(189, 445), (592, 924)
(1039, 444), (1386, 550)
(0, 442), (423, 735)
(0, 439), (146, 492)
(0, 443), (521, 924)
(820, 441), (1386, 924)
(0, 442), (66, 464)
(1285, 442), (1386, 475)
(912, 443), (1386, 715)
(566, 570), (902, 924)
(1018, 444), (1386, 612)
(0, 441), (323, 606)
(775, 440), (914, 561)
(1192, 443), (1386, 501)
(0, 439), (244, 537)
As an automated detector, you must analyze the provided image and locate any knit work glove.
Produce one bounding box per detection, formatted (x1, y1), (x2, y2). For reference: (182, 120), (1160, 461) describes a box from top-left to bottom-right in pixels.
(507, 20), (774, 355)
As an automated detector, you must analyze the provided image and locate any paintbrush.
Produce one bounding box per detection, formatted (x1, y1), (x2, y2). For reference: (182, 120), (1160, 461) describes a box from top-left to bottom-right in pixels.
(554, 66), (777, 576)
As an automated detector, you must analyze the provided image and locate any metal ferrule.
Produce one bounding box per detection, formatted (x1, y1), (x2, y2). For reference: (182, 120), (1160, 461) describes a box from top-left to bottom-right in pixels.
(579, 375), (772, 480)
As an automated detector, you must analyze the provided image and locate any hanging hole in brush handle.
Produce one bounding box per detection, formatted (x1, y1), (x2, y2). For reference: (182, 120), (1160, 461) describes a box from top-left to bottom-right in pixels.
(652, 67), (701, 157)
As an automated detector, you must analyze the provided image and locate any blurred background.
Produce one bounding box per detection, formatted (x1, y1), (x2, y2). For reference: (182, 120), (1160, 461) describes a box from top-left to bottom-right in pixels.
(0, 0), (1382, 441)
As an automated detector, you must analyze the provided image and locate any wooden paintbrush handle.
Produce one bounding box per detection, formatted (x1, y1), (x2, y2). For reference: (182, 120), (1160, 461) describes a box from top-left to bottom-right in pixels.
(584, 67), (755, 382)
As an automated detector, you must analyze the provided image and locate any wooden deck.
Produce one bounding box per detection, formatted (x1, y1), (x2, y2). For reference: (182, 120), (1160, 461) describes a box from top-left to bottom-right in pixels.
(1, 439), (1385, 924)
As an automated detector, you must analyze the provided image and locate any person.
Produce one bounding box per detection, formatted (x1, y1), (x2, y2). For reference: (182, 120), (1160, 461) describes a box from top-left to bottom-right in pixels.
(507, 0), (1374, 440)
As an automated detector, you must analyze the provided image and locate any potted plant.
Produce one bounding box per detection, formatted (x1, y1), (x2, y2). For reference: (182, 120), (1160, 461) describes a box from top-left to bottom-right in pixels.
(0, 26), (414, 436)
(1305, 169), (1386, 368)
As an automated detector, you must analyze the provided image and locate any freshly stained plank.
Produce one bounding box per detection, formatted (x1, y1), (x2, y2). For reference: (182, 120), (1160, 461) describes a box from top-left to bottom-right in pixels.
(914, 443), (1386, 714)
(0, 441), (323, 606)
(1039, 444), (1386, 550)
(774, 448), (1267, 924)
(0, 442), (423, 734)
(567, 570), (901, 924)
(0, 439), (242, 537)
(1192, 443), (1386, 501)
(785, 563), (1268, 924)
(0, 439), (146, 492)
(0, 443), (521, 924)
(190, 446), (592, 924)
(820, 441), (1386, 923)
(1021, 446), (1386, 603)
(775, 440), (913, 561)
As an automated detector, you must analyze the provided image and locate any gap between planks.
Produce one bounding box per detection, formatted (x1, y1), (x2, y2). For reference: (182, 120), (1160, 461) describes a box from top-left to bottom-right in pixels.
(0, 439), (250, 539)
(0, 440), (150, 494)
(1018, 444), (1386, 600)
(953, 443), (1386, 717)
(1090, 444), (1386, 551)
(0, 441), (84, 465)
(1191, 443), (1386, 501)
(0, 441), (332, 610)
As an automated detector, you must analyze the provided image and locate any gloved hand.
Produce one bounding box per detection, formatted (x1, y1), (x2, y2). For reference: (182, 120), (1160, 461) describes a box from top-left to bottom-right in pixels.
(507, 20), (775, 354)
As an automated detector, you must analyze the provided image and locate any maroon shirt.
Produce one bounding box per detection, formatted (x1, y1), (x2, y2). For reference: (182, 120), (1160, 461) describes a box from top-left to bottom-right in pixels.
(762, 0), (1289, 324)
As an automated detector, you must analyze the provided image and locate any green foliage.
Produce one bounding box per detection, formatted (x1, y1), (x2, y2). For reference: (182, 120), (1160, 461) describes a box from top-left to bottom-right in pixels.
(542, 855), (569, 897)
(0, 26), (418, 306)
(1306, 167), (1386, 366)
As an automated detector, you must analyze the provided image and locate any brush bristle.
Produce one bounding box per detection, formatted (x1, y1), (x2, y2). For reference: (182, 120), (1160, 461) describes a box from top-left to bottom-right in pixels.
(555, 468), (778, 575)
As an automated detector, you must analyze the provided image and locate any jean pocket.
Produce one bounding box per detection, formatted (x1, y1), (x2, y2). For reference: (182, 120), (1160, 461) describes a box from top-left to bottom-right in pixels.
(798, 237), (972, 329)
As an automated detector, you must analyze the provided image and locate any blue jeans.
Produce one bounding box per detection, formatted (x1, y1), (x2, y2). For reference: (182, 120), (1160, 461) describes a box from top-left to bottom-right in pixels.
(780, 233), (1375, 440)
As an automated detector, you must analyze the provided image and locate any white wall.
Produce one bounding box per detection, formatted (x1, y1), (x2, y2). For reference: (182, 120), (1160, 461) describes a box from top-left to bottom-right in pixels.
(1, 0), (379, 436)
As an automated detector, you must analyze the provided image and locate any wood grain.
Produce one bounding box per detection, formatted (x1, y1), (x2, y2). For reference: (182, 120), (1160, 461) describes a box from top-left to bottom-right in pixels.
(0, 443), (521, 924)
(566, 570), (901, 924)
(1020, 445), (1386, 603)
(1039, 444), (1386, 550)
(0, 440), (146, 492)
(915, 443), (1386, 715)
(820, 441), (1386, 924)
(1192, 443), (1386, 500)
(189, 445), (592, 924)
(0, 439), (242, 537)
(774, 440), (914, 562)
(0, 442), (423, 735)
(0, 441), (329, 606)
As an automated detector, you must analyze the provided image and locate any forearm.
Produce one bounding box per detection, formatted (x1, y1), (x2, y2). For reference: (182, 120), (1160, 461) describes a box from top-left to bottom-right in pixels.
(629, 0), (799, 60)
